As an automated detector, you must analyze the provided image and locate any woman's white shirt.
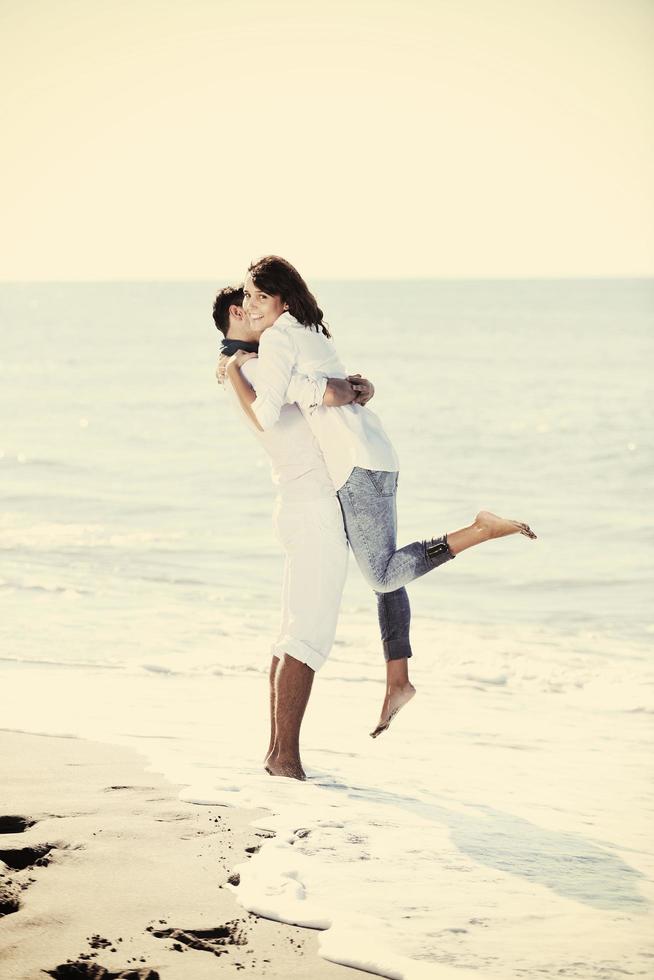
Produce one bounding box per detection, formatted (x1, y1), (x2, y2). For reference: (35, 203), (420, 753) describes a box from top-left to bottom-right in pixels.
(250, 312), (399, 491)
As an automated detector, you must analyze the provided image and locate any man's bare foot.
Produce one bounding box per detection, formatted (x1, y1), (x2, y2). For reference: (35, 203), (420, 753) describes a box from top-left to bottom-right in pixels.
(265, 753), (306, 781)
(475, 511), (537, 541)
(370, 682), (416, 738)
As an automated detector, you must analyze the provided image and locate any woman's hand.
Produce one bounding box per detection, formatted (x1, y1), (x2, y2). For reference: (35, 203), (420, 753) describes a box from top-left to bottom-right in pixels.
(216, 353), (229, 385)
(226, 350), (258, 372)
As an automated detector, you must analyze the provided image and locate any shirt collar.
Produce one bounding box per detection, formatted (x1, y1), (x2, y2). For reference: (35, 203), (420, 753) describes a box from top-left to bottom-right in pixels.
(273, 311), (302, 329)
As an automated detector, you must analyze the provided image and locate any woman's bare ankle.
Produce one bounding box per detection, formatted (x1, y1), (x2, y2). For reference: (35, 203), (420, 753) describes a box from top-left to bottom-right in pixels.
(472, 513), (494, 539)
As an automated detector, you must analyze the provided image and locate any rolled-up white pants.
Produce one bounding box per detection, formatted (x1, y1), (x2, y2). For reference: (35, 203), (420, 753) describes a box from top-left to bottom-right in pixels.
(271, 493), (348, 672)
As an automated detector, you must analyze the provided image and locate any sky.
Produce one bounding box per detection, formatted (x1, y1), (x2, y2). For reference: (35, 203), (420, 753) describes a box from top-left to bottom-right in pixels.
(0, 0), (652, 280)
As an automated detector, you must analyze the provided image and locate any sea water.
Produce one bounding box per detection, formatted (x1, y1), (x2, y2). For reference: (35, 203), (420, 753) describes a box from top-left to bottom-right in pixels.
(1, 279), (652, 978)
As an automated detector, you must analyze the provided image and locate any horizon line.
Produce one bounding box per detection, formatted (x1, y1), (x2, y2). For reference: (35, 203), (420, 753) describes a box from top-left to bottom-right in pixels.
(1, 274), (653, 286)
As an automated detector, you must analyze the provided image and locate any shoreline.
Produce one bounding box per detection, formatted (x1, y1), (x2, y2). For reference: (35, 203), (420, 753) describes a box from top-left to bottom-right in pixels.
(0, 730), (369, 980)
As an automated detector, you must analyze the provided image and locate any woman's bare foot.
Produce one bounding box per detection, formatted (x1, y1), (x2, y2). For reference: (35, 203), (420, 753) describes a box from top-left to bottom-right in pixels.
(474, 511), (537, 541)
(370, 682), (416, 738)
(265, 752), (306, 780)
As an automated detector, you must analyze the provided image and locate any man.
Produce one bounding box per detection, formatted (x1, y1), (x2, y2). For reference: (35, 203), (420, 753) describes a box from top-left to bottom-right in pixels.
(214, 285), (371, 780)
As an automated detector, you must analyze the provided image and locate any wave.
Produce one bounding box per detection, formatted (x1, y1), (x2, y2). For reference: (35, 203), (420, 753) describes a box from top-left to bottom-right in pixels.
(0, 454), (89, 471)
(513, 576), (650, 590)
(0, 579), (92, 596)
(0, 655), (123, 671)
(0, 520), (185, 550)
(0, 726), (80, 739)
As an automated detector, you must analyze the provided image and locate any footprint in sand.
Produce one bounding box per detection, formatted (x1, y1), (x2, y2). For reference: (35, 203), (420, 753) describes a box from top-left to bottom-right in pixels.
(44, 965), (160, 979)
(1, 816), (159, 980)
(0, 814), (37, 833)
(0, 842), (56, 870)
(0, 872), (21, 917)
(0, 813), (47, 919)
(148, 919), (249, 957)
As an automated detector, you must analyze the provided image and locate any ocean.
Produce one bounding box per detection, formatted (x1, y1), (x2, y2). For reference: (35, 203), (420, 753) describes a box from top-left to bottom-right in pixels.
(1, 279), (652, 978)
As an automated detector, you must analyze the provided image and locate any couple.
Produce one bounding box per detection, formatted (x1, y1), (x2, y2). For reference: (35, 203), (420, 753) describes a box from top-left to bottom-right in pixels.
(215, 255), (536, 781)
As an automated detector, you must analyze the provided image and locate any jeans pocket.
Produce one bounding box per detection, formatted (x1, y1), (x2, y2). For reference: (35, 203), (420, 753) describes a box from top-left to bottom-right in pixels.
(364, 469), (398, 497)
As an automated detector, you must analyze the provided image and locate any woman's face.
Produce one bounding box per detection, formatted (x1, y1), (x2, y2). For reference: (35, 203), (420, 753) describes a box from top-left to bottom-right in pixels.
(243, 273), (286, 334)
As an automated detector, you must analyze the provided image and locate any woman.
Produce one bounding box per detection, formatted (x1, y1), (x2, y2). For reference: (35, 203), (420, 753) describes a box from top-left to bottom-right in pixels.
(226, 256), (536, 738)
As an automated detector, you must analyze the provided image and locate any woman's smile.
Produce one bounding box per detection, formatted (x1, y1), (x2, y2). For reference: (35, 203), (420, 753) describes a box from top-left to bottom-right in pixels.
(243, 273), (286, 333)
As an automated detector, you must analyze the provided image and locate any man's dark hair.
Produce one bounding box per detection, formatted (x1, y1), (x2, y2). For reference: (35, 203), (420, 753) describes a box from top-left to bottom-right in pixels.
(212, 284), (244, 337)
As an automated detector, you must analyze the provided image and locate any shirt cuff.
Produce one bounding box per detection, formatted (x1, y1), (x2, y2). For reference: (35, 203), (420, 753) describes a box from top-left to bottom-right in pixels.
(285, 372), (328, 413)
(306, 375), (327, 413)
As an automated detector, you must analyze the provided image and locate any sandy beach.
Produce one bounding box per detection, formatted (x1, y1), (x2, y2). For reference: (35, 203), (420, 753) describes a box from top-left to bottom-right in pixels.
(0, 730), (371, 980)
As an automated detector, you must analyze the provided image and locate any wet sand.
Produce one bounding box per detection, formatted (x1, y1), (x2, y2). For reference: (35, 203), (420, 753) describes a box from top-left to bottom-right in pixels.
(0, 730), (370, 980)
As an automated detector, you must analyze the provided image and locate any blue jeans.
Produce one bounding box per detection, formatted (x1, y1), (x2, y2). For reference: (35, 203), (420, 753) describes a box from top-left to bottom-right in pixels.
(336, 467), (455, 662)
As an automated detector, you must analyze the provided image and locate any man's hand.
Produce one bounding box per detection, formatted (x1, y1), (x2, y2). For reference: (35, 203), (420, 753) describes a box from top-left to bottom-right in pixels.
(323, 375), (376, 407)
(347, 374), (375, 406)
(323, 378), (356, 407)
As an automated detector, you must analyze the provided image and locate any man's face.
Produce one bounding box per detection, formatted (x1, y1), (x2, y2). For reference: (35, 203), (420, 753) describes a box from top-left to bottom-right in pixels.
(242, 272), (286, 336)
(224, 301), (256, 341)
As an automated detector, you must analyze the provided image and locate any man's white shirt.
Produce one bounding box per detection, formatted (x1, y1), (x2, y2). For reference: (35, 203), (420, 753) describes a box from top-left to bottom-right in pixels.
(225, 359), (335, 503)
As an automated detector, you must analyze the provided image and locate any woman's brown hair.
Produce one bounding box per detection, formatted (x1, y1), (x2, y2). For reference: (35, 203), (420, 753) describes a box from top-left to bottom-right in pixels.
(248, 255), (331, 338)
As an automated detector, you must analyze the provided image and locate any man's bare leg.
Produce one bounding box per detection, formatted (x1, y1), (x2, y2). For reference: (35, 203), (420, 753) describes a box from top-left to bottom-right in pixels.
(264, 655), (280, 768)
(370, 511), (536, 738)
(370, 656), (416, 738)
(266, 653), (315, 781)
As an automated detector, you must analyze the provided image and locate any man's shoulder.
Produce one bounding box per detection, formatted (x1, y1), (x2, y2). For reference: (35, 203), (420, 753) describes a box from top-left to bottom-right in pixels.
(240, 359), (258, 385)
(241, 358), (258, 376)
